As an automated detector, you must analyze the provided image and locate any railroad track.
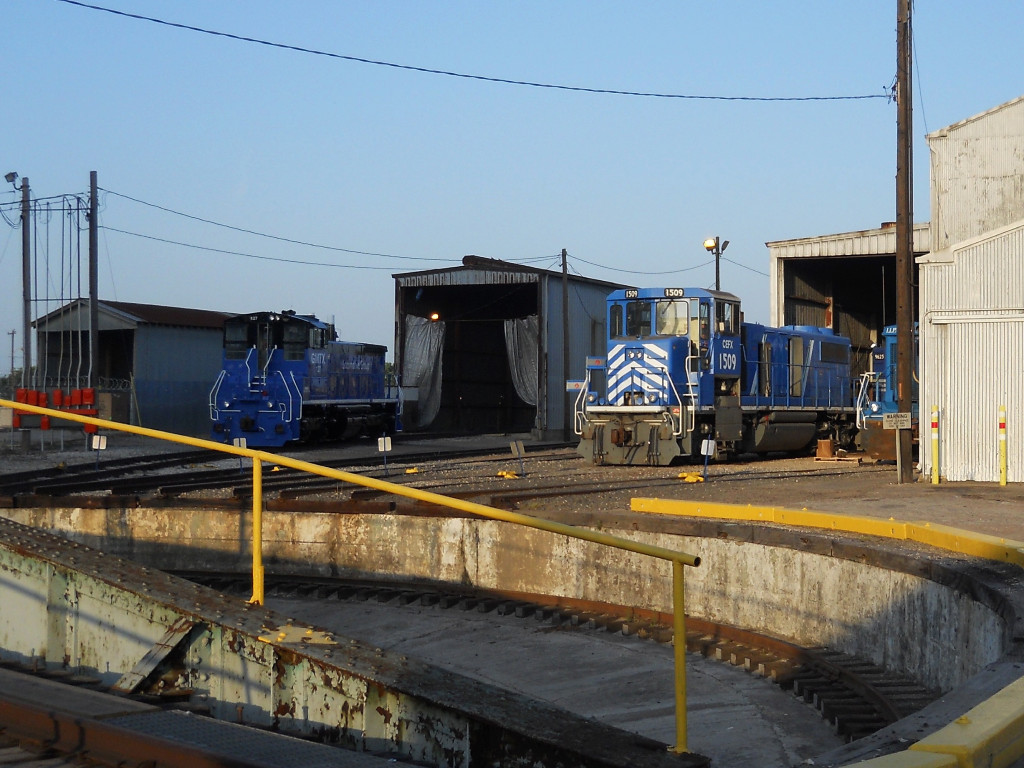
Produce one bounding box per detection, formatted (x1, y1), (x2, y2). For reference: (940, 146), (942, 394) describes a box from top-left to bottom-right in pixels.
(185, 573), (940, 744)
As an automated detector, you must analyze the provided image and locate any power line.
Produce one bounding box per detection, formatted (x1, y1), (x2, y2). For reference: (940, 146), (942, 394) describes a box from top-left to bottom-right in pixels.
(58, 0), (890, 103)
(721, 256), (769, 278)
(101, 188), (454, 262)
(571, 254), (716, 276)
(101, 226), (412, 270)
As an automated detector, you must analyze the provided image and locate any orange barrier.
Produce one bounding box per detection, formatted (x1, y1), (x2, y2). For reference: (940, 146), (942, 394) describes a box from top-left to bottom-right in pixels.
(12, 388), (98, 433)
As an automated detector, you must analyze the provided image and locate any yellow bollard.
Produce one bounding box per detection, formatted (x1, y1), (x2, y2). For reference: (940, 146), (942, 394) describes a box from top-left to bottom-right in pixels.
(670, 560), (689, 754)
(999, 405), (1007, 487)
(931, 405), (940, 485)
(250, 457), (265, 605)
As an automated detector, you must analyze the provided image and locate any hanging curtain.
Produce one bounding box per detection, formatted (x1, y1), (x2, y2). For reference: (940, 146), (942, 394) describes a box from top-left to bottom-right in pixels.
(402, 315), (445, 427)
(503, 315), (539, 406)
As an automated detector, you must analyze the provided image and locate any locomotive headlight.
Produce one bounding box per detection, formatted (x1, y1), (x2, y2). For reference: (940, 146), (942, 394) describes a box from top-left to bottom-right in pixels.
(647, 392), (658, 404)
(587, 392), (597, 403)
(870, 402), (880, 413)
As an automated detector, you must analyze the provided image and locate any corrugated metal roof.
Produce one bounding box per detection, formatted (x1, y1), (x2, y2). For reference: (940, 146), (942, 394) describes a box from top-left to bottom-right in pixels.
(103, 301), (233, 329)
(393, 255), (624, 291)
(765, 223), (931, 259)
(925, 93), (1024, 139)
(34, 299), (233, 330)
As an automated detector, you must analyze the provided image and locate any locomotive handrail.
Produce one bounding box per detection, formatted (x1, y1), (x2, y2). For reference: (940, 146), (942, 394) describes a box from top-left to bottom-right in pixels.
(261, 346), (277, 380)
(244, 346), (257, 385)
(0, 396), (701, 755)
(660, 367), (689, 437)
(572, 367), (592, 436)
(208, 370), (227, 420)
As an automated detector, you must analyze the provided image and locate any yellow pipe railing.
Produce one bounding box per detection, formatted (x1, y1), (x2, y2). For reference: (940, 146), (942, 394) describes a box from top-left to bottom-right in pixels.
(0, 398), (701, 754)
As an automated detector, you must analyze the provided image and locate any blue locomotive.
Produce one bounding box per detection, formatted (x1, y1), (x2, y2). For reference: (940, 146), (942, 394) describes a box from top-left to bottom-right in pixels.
(574, 287), (857, 465)
(209, 310), (401, 448)
(855, 323), (919, 460)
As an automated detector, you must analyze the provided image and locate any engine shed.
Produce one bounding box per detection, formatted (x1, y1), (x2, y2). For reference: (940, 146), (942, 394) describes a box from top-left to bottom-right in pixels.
(766, 223), (930, 379)
(393, 256), (621, 439)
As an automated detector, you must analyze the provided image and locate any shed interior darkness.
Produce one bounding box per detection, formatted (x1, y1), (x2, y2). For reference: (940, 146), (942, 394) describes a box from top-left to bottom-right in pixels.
(782, 256), (919, 378)
(402, 283), (538, 434)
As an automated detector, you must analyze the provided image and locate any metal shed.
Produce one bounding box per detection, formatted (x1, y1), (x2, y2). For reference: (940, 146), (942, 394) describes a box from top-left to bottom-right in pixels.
(766, 223), (930, 378)
(919, 95), (1024, 483)
(33, 300), (232, 436)
(917, 220), (1024, 482)
(928, 94), (1024, 252)
(393, 256), (622, 440)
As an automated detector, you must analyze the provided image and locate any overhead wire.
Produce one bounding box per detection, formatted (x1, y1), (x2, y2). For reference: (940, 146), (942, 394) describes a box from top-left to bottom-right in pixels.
(100, 226), (409, 270)
(58, 0), (890, 103)
(100, 188), (455, 263)
(570, 253), (716, 276)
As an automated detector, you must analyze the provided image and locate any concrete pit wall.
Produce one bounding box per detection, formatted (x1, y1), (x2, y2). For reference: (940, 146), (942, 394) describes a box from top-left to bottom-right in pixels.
(0, 517), (705, 768)
(6, 504), (1019, 695)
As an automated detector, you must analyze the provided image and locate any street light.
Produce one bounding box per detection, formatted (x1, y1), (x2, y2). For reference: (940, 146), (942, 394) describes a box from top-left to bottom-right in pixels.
(703, 236), (729, 292)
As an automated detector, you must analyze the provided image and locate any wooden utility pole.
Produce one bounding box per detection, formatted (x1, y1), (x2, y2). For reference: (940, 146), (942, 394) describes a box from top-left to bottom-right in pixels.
(895, 0), (915, 483)
(20, 177), (31, 390)
(89, 171), (100, 388)
(561, 248), (570, 441)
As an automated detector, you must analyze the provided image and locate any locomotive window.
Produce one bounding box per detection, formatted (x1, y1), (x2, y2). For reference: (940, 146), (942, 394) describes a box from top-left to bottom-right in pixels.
(609, 304), (624, 339)
(716, 301), (738, 334)
(655, 299), (690, 336)
(699, 301), (711, 339)
(224, 321), (250, 360)
(283, 321), (308, 361)
(625, 301), (651, 338)
(820, 341), (849, 364)
(789, 338), (805, 396)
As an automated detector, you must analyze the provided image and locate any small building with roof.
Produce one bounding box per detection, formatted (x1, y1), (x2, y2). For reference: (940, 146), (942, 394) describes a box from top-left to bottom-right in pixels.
(393, 256), (623, 440)
(33, 299), (232, 436)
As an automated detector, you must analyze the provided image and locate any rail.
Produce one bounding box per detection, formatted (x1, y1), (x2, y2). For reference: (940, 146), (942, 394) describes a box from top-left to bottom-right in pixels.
(0, 397), (701, 755)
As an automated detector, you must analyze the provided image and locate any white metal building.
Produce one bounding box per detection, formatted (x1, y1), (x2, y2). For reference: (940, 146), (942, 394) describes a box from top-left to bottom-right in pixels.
(918, 95), (1024, 482)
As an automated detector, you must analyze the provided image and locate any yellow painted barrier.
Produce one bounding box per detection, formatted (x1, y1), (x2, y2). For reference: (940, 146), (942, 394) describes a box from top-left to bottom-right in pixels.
(630, 498), (1024, 570)
(910, 676), (1024, 768)
(840, 752), (957, 768)
(0, 398), (700, 754)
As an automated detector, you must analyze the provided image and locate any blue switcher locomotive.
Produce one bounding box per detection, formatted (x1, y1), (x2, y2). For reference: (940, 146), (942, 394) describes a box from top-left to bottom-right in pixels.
(574, 287), (857, 465)
(209, 310), (401, 448)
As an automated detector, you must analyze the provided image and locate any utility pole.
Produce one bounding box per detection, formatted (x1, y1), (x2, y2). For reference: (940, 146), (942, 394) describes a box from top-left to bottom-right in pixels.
(20, 177), (31, 390)
(895, 0), (915, 483)
(89, 171), (99, 388)
(7, 330), (13, 392)
(561, 248), (570, 441)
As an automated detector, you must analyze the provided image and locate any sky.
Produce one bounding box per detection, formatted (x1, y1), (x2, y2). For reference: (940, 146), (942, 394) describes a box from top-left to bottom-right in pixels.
(3, 1), (1023, 375)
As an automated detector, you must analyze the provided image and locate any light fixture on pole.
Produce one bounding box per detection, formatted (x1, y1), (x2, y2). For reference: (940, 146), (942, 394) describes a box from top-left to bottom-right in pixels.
(703, 236), (729, 291)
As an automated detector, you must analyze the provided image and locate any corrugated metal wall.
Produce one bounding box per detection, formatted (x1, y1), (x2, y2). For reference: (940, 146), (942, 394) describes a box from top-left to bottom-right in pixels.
(539, 275), (610, 439)
(928, 95), (1024, 252)
(134, 325), (224, 435)
(919, 223), (1024, 482)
